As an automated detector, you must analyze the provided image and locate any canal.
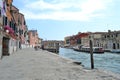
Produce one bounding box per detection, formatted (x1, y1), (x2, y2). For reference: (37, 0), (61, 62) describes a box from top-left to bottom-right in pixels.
(59, 48), (120, 74)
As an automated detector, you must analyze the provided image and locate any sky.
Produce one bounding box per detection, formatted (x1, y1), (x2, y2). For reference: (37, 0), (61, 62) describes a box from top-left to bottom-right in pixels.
(13, 0), (120, 40)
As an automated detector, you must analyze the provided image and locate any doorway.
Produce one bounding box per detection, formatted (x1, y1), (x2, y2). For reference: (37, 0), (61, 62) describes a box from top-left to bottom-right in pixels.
(2, 37), (9, 56)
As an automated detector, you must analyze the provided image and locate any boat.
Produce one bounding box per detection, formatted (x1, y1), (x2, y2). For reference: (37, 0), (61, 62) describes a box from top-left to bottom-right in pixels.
(73, 45), (83, 51)
(110, 49), (120, 53)
(92, 47), (104, 53)
(73, 46), (80, 51)
(80, 46), (104, 53)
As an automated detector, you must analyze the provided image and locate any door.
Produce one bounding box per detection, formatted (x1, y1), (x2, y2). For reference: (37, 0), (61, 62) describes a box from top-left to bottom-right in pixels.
(2, 37), (9, 56)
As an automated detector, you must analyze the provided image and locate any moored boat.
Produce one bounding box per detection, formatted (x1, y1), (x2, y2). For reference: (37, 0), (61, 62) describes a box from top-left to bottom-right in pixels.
(110, 49), (120, 53)
(73, 45), (83, 51)
(80, 46), (104, 53)
(73, 46), (80, 51)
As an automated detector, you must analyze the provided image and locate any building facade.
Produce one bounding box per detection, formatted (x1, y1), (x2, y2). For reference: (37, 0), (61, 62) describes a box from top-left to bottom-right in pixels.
(28, 30), (39, 47)
(64, 36), (71, 47)
(38, 38), (43, 47)
(0, 0), (28, 58)
(18, 13), (27, 48)
(64, 30), (120, 51)
(43, 40), (59, 53)
(64, 32), (89, 47)
(102, 30), (120, 50)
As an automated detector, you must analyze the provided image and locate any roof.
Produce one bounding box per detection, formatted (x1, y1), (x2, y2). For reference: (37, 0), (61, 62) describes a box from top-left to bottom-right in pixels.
(29, 30), (37, 32)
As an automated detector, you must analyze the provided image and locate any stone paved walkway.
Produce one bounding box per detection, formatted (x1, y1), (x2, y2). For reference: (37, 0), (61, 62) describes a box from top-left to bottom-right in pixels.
(0, 48), (120, 80)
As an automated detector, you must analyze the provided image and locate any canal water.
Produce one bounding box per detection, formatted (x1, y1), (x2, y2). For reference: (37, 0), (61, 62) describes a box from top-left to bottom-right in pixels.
(59, 48), (120, 74)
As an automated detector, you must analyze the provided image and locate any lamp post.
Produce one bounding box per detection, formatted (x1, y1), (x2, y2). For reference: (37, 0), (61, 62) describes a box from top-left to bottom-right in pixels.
(89, 35), (94, 69)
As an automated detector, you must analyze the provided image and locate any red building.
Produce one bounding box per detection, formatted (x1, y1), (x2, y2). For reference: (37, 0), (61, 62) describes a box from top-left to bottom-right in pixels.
(69, 32), (89, 46)
(28, 30), (39, 47)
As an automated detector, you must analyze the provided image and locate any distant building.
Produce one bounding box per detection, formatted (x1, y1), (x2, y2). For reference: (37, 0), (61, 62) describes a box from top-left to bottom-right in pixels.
(64, 36), (71, 47)
(80, 33), (90, 47)
(58, 40), (64, 47)
(64, 30), (120, 51)
(18, 13), (27, 48)
(28, 30), (39, 47)
(102, 30), (120, 50)
(90, 32), (106, 48)
(64, 32), (89, 47)
(38, 38), (43, 47)
(43, 40), (59, 53)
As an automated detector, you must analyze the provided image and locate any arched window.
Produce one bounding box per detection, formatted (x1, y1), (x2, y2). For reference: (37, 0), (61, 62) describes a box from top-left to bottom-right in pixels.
(113, 43), (116, 49)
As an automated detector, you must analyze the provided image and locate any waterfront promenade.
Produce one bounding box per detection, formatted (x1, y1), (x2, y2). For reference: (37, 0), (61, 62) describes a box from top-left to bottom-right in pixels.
(0, 48), (120, 80)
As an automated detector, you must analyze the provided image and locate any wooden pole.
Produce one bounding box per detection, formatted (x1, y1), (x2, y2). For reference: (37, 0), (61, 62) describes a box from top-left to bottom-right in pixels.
(90, 40), (94, 69)
(56, 43), (59, 53)
(56, 43), (57, 53)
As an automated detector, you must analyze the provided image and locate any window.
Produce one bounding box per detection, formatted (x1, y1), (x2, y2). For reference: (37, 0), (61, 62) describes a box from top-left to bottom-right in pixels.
(0, 8), (1, 16)
(77, 39), (81, 44)
(107, 35), (110, 38)
(104, 35), (106, 38)
(111, 35), (113, 38)
(24, 20), (26, 25)
(116, 34), (118, 37)
(117, 43), (119, 49)
(5, 17), (7, 25)
(24, 33), (26, 37)
(19, 30), (23, 35)
(13, 23), (16, 31)
(3, 16), (8, 26)
(32, 32), (35, 36)
(9, 21), (12, 27)
(7, 3), (9, 6)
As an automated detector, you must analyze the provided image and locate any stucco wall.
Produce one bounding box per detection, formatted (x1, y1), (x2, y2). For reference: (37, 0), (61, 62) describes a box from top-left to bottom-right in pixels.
(9, 38), (17, 54)
(0, 35), (3, 59)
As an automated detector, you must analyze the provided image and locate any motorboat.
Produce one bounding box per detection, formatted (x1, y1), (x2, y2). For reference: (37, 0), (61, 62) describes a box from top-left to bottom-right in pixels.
(110, 49), (120, 53)
(80, 46), (104, 53)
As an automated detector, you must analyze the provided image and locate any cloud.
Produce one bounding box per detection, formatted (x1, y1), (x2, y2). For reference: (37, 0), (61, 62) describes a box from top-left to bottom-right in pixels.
(24, 0), (82, 11)
(22, 10), (89, 21)
(20, 0), (113, 21)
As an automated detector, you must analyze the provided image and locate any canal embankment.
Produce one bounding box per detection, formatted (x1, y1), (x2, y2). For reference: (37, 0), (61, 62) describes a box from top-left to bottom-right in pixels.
(0, 48), (120, 80)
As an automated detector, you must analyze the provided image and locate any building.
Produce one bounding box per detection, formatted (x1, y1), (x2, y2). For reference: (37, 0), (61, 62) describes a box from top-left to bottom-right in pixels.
(64, 32), (89, 47)
(43, 40), (59, 53)
(38, 38), (43, 47)
(80, 33), (90, 47)
(90, 32), (106, 48)
(0, 0), (28, 58)
(28, 30), (39, 47)
(64, 36), (71, 47)
(18, 13), (28, 48)
(64, 30), (120, 51)
(102, 30), (120, 50)
(1, 0), (15, 56)
(0, 0), (5, 58)
(70, 35), (76, 46)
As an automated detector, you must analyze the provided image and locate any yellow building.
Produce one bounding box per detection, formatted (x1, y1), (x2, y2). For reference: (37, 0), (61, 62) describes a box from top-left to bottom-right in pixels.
(64, 36), (71, 47)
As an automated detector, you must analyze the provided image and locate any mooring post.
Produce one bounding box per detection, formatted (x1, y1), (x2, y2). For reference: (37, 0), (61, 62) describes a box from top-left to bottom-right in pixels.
(89, 39), (94, 69)
(56, 43), (59, 53)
